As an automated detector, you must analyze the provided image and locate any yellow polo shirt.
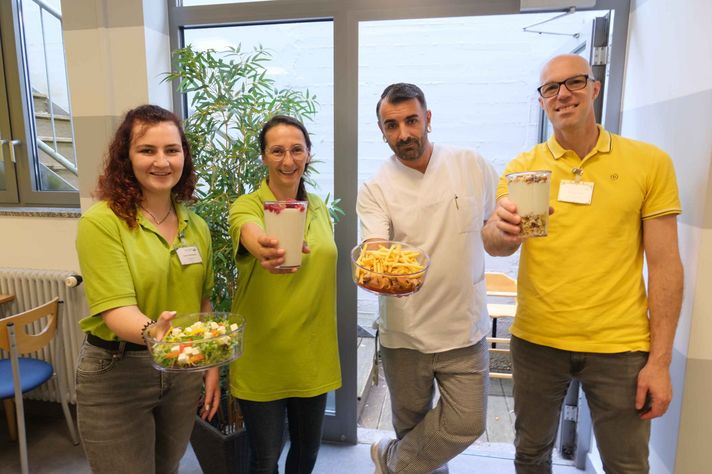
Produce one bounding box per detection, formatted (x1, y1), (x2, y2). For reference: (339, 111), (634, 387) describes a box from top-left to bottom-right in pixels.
(77, 200), (214, 340)
(496, 126), (681, 352)
(228, 181), (341, 401)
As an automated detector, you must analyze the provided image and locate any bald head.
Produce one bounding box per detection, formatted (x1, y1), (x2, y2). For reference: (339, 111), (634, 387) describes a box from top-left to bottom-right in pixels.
(537, 53), (601, 144)
(540, 54), (594, 84)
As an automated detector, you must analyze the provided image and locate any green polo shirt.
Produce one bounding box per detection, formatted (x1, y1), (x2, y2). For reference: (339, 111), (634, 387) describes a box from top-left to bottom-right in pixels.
(77, 200), (214, 340)
(228, 180), (342, 401)
(496, 126), (681, 352)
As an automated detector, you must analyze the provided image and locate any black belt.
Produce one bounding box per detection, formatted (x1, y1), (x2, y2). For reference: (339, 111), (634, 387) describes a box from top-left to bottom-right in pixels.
(87, 333), (147, 351)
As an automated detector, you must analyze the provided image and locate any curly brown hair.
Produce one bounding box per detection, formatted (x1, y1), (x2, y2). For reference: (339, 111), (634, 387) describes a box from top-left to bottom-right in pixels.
(95, 105), (196, 228)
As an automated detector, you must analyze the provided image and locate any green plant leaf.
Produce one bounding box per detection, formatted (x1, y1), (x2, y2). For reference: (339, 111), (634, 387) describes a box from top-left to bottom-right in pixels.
(167, 45), (320, 311)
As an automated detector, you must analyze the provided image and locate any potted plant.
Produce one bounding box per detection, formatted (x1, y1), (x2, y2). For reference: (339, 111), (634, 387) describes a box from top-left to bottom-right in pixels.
(165, 45), (338, 473)
(189, 369), (250, 474)
(166, 44), (321, 311)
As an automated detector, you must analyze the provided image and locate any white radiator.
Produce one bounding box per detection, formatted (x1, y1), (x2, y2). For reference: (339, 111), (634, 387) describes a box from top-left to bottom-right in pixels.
(0, 267), (87, 404)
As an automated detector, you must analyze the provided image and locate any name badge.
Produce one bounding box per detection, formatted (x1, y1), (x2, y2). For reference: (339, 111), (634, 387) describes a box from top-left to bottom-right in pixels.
(558, 180), (594, 205)
(176, 246), (203, 265)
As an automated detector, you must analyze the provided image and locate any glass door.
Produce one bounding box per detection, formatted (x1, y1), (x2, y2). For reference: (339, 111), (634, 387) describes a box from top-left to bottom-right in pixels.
(180, 19), (354, 442)
(169, 0), (631, 451)
(356, 8), (618, 461)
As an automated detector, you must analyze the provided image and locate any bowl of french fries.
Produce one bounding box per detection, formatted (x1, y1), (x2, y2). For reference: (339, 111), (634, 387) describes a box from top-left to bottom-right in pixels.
(351, 240), (430, 296)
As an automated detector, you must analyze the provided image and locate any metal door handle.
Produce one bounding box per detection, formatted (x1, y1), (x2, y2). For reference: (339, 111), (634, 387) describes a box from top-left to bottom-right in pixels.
(7, 139), (21, 163)
(0, 139), (6, 162)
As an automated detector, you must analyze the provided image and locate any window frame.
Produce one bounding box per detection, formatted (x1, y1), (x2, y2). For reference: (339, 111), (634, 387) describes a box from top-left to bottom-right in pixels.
(0, 25), (21, 203)
(0, 0), (79, 208)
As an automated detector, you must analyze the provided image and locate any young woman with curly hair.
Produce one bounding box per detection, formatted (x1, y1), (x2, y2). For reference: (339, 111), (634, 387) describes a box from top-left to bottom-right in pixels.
(75, 104), (219, 474)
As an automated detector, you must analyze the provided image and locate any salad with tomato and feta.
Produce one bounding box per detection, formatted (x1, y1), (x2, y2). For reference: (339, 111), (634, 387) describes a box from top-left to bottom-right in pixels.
(148, 318), (242, 370)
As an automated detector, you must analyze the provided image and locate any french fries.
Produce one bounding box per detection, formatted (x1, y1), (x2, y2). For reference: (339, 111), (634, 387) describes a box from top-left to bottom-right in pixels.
(354, 242), (427, 295)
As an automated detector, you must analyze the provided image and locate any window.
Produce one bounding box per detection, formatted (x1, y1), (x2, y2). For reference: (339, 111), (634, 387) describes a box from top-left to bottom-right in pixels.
(183, 21), (334, 200)
(0, 0), (78, 207)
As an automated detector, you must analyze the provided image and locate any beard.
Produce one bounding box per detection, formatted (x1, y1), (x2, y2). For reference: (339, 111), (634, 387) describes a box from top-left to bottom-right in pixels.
(393, 137), (425, 162)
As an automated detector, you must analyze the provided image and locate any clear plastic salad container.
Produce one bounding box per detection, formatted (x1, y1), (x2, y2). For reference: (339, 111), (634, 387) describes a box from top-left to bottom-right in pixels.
(144, 312), (244, 372)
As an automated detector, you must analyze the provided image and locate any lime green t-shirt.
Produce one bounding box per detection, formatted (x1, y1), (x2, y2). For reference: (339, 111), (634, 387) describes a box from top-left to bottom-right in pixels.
(77, 201), (214, 340)
(496, 127), (681, 353)
(228, 181), (342, 401)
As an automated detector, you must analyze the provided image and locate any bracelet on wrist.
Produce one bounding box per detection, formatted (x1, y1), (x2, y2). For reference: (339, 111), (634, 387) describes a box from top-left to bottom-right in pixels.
(140, 320), (153, 341)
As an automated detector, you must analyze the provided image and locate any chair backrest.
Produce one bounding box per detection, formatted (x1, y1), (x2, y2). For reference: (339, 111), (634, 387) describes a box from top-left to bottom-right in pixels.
(0, 297), (60, 354)
(484, 272), (517, 296)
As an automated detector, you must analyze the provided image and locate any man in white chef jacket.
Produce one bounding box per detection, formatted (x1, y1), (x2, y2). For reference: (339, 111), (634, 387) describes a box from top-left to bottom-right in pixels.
(358, 82), (498, 474)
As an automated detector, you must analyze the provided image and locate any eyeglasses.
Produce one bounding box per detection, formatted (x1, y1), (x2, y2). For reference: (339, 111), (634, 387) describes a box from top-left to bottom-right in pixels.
(537, 74), (593, 98)
(267, 145), (308, 161)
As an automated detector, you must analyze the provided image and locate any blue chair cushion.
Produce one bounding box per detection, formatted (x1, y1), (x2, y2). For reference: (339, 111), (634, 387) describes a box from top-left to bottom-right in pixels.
(0, 358), (54, 399)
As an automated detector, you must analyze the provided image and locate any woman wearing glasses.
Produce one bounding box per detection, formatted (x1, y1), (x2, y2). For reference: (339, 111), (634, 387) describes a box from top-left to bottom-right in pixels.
(228, 115), (341, 473)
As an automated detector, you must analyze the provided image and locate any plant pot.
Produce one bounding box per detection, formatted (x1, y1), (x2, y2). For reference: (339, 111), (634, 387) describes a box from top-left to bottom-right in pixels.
(190, 415), (250, 474)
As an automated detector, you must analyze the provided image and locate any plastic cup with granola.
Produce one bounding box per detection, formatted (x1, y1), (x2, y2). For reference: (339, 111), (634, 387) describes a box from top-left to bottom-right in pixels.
(505, 170), (552, 238)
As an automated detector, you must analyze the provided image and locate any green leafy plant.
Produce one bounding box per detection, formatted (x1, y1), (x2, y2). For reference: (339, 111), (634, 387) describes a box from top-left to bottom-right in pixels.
(164, 45), (321, 313)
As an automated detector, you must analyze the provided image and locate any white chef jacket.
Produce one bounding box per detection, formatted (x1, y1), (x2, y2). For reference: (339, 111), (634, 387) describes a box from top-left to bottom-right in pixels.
(357, 144), (498, 352)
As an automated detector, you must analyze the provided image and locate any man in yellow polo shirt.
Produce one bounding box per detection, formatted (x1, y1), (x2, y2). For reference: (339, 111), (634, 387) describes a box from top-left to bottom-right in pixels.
(482, 54), (683, 473)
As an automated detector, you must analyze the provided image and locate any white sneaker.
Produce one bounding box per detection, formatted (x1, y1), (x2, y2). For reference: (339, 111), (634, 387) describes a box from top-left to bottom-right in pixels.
(370, 438), (392, 474)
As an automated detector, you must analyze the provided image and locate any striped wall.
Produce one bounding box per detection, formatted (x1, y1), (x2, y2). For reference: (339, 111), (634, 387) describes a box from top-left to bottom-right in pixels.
(60, 0), (172, 211)
(620, 1), (712, 472)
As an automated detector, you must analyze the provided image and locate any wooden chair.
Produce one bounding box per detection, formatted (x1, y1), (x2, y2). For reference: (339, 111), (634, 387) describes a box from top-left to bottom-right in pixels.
(0, 293), (15, 318)
(0, 297), (79, 474)
(484, 272), (517, 379)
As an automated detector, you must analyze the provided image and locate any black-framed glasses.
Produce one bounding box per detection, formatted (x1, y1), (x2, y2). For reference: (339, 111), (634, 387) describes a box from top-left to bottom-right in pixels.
(267, 145), (308, 161)
(537, 74), (594, 98)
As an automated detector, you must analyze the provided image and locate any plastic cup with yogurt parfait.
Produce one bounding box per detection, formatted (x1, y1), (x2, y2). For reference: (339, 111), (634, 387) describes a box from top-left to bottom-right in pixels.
(505, 170), (552, 238)
(263, 200), (309, 269)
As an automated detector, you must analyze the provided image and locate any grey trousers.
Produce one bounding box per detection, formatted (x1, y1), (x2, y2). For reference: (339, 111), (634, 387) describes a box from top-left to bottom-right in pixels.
(76, 341), (203, 474)
(511, 336), (651, 474)
(380, 338), (489, 474)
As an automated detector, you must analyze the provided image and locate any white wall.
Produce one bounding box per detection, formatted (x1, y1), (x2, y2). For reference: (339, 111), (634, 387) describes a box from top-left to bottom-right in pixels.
(0, 215), (79, 271)
(620, 0), (712, 472)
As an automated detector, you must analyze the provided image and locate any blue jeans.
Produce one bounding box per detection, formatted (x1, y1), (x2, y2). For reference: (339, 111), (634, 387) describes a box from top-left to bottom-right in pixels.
(75, 340), (203, 474)
(238, 394), (327, 474)
(510, 336), (651, 474)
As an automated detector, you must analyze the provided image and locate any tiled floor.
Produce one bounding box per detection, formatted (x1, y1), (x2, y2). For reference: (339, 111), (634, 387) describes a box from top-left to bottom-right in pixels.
(0, 401), (583, 474)
(2, 332), (583, 473)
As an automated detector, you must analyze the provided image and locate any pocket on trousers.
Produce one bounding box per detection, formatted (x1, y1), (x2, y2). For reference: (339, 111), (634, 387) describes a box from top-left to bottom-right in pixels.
(76, 342), (118, 377)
